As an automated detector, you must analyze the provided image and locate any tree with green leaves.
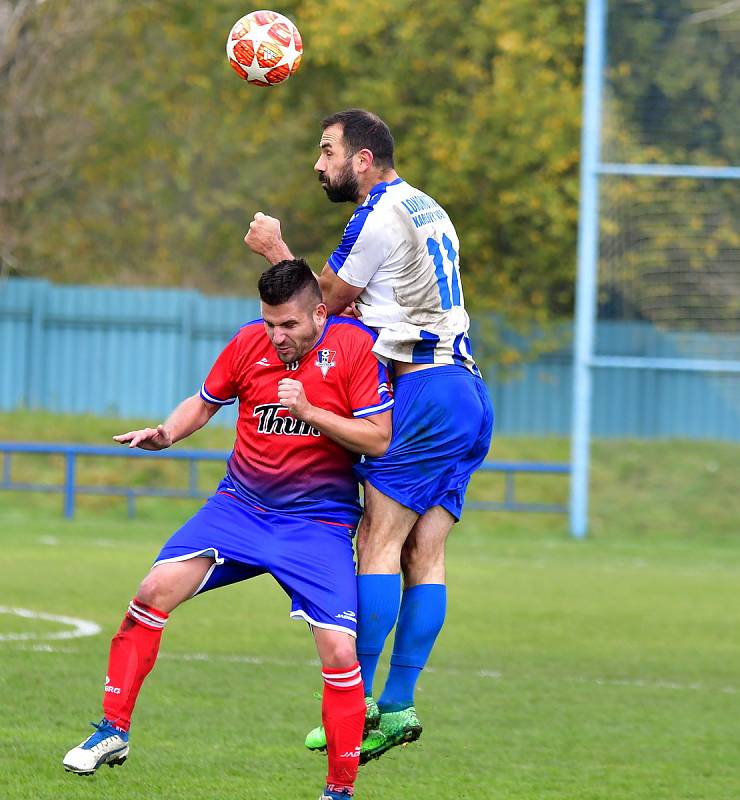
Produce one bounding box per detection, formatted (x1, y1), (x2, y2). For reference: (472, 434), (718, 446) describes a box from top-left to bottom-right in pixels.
(5, 0), (584, 338)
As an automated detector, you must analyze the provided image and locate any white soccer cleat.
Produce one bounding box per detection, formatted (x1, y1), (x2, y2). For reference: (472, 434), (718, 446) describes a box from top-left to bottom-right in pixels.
(63, 718), (129, 776)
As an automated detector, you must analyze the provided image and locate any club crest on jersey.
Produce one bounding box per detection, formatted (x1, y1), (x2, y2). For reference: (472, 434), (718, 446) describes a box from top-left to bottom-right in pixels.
(315, 349), (336, 378)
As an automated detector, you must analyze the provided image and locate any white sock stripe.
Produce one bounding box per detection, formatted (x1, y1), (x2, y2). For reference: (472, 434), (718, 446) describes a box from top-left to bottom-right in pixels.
(127, 605), (166, 629)
(130, 600), (167, 623)
(127, 607), (165, 629)
(323, 675), (363, 688)
(127, 611), (164, 630)
(322, 665), (361, 680)
(129, 601), (167, 627)
(127, 612), (164, 630)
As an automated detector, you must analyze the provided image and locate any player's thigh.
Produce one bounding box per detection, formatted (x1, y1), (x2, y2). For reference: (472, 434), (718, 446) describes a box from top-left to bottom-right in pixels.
(357, 367), (490, 521)
(312, 627), (358, 670)
(138, 557), (216, 613)
(153, 488), (273, 601)
(400, 505), (456, 586)
(357, 481), (419, 573)
(266, 514), (360, 638)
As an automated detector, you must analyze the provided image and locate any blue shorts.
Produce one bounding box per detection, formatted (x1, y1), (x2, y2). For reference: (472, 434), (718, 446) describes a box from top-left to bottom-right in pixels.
(154, 487), (358, 636)
(355, 365), (493, 520)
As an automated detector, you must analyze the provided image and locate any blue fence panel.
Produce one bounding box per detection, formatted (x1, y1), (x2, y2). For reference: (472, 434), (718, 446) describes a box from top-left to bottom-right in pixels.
(188, 292), (261, 428)
(480, 321), (739, 439)
(1, 279), (738, 439)
(486, 357), (573, 436)
(0, 279), (261, 425)
(43, 284), (186, 416)
(0, 279), (38, 410)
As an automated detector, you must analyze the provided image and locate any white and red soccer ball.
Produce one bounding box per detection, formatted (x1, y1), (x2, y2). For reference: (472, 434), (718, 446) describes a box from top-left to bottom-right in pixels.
(227, 10), (303, 87)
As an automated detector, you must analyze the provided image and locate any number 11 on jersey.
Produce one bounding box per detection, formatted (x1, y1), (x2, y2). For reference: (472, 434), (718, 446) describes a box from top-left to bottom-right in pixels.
(427, 234), (462, 310)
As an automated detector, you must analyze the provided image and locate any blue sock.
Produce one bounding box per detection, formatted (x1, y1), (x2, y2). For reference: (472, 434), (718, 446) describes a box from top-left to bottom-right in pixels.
(356, 574), (401, 697)
(378, 584), (447, 712)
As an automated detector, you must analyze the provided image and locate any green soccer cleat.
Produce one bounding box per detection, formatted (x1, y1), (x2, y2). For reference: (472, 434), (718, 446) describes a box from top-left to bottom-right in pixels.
(359, 706), (423, 764)
(305, 722), (327, 752)
(364, 696), (382, 734)
(305, 696), (380, 752)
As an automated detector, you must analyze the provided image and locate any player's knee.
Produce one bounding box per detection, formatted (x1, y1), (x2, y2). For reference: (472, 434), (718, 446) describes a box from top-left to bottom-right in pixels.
(356, 512), (387, 546)
(400, 535), (422, 572)
(356, 518), (370, 549)
(319, 637), (357, 670)
(357, 519), (404, 571)
(136, 570), (170, 608)
(401, 538), (444, 585)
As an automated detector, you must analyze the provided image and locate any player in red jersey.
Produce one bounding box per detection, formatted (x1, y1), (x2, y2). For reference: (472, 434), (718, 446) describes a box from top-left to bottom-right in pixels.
(62, 259), (393, 800)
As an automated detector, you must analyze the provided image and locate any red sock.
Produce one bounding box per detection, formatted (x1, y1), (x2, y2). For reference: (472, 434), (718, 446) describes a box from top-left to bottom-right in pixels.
(102, 597), (168, 731)
(322, 662), (365, 792)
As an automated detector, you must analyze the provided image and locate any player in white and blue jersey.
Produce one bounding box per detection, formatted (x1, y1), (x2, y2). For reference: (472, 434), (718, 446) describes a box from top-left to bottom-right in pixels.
(245, 110), (494, 762)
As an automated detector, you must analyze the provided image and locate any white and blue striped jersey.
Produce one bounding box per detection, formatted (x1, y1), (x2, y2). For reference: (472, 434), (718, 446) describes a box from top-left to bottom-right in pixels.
(328, 177), (479, 374)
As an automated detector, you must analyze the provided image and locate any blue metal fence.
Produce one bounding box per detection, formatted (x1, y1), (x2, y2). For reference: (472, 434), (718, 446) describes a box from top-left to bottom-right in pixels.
(0, 442), (570, 518)
(1, 278), (739, 439)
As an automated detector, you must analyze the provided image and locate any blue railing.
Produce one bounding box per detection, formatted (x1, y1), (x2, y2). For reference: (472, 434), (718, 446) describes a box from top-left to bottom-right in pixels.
(0, 442), (570, 518)
(466, 461), (570, 514)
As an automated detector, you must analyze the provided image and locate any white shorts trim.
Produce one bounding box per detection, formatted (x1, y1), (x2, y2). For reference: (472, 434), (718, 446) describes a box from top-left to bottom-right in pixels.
(289, 610), (356, 638)
(153, 548), (225, 597)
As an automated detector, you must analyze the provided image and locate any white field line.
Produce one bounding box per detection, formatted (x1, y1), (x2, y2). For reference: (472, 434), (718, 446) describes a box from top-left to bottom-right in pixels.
(157, 652), (505, 682)
(4, 641), (737, 696)
(589, 677), (737, 693)
(0, 606), (101, 641)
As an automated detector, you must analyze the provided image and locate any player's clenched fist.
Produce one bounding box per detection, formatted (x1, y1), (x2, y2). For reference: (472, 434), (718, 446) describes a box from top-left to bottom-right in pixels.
(278, 378), (312, 419)
(244, 212), (282, 257)
(113, 424), (173, 450)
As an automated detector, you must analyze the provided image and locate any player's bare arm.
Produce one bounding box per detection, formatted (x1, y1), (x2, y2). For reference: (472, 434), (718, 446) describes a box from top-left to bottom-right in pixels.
(278, 378), (391, 457)
(244, 212), (294, 265)
(246, 214), (362, 318)
(113, 394), (220, 450)
(317, 265), (364, 317)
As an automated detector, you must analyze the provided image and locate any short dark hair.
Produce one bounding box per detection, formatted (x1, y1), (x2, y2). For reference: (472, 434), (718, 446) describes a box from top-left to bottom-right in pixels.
(258, 258), (321, 306)
(322, 109), (395, 169)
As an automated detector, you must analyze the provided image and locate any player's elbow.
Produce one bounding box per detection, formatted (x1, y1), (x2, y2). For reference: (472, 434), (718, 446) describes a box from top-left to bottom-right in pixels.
(364, 428), (391, 458)
(364, 442), (388, 458)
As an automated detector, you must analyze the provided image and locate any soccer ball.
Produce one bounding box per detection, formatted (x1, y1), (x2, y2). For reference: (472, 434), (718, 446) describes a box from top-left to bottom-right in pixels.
(227, 10), (303, 87)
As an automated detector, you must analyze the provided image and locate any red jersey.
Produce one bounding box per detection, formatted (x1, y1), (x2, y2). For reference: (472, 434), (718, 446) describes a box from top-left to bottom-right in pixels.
(200, 316), (393, 526)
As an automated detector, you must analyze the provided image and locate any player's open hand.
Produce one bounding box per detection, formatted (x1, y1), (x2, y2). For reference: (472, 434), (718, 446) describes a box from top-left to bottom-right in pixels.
(278, 378), (312, 420)
(244, 212), (282, 257)
(113, 424), (173, 450)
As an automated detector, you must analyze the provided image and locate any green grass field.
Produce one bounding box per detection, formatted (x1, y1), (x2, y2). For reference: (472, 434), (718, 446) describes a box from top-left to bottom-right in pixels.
(1, 412), (739, 799)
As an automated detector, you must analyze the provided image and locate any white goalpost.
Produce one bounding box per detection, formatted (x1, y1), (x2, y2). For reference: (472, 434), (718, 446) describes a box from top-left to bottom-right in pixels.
(570, 0), (740, 537)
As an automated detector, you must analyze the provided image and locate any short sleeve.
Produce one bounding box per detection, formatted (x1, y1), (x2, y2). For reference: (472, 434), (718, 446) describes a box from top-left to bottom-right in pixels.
(327, 207), (394, 289)
(346, 330), (394, 418)
(200, 334), (240, 406)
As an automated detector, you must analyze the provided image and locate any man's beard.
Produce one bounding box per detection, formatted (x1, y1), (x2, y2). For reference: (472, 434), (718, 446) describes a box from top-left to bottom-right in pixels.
(318, 162), (359, 203)
(274, 322), (319, 364)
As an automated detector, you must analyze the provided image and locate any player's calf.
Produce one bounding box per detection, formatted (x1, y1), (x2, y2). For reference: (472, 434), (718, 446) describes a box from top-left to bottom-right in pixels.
(62, 719), (129, 776)
(321, 662), (365, 791)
